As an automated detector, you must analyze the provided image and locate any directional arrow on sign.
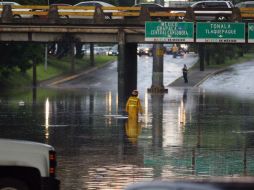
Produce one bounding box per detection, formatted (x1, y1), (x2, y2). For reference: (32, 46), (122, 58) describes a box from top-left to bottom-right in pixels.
(219, 35), (223, 38)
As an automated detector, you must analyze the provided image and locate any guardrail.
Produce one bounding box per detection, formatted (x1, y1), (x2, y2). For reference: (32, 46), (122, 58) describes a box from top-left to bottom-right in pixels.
(0, 5), (253, 21)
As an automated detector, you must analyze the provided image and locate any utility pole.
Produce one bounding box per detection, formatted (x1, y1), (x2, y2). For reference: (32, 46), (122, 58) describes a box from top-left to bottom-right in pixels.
(148, 0), (167, 93)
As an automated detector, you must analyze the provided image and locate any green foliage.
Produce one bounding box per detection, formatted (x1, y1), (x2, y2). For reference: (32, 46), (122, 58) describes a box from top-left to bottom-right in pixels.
(0, 43), (43, 79)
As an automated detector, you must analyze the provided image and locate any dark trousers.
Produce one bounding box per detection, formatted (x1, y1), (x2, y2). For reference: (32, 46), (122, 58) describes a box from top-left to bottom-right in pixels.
(183, 74), (188, 83)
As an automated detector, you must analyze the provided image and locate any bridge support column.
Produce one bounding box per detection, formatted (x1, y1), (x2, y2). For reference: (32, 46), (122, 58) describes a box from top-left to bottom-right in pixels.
(90, 43), (95, 66)
(71, 43), (75, 72)
(118, 30), (137, 110)
(32, 59), (37, 88)
(148, 44), (168, 93)
(198, 44), (205, 71)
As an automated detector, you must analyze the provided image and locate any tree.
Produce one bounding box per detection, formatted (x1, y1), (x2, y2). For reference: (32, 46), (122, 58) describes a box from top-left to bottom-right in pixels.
(0, 43), (43, 77)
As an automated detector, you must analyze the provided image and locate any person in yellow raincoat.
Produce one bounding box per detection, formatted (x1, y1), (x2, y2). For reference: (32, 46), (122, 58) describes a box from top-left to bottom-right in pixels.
(172, 44), (178, 58)
(125, 90), (143, 120)
(125, 90), (143, 144)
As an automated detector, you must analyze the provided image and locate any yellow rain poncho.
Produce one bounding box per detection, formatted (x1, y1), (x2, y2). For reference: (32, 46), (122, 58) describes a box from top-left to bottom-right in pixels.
(125, 95), (143, 120)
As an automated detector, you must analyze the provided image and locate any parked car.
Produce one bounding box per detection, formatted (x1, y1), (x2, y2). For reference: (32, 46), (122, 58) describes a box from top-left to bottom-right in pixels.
(85, 46), (109, 55)
(0, 138), (60, 190)
(137, 44), (153, 56)
(107, 45), (118, 56)
(0, 1), (32, 18)
(69, 1), (121, 19)
(235, 1), (254, 8)
(172, 0), (234, 21)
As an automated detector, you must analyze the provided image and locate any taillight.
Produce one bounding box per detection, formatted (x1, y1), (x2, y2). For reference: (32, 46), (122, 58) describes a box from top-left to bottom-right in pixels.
(49, 150), (57, 177)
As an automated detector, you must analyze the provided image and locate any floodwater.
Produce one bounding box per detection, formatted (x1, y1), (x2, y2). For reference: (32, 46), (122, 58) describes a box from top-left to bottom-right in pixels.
(0, 54), (254, 190)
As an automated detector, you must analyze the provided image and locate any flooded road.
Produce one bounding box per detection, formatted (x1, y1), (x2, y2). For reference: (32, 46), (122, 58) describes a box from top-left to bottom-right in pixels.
(0, 55), (254, 190)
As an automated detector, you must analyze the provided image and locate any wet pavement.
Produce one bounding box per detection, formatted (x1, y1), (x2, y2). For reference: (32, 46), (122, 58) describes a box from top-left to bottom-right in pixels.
(0, 54), (254, 190)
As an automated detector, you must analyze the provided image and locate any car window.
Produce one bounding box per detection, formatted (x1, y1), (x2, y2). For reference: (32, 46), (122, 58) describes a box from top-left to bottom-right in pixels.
(77, 2), (94, 6)
(94, 3), (102, 7)
(205, 2), (228, 8)
(194, 2), (206, 8)
(246, 3), (254, 8)
(1, 2), (19, 6)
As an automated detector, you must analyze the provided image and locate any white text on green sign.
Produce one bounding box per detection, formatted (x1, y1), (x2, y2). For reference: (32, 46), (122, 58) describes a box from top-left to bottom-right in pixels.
(145, 22), (194, 42)
(248, 23), (254, 43)
(196, 22), (245, 43)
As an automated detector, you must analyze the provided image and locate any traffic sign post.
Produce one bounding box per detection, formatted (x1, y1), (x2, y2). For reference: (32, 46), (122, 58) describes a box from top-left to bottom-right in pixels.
(145, 21), (194, 42)
(196, 22), (245, 43)
(248, 23), (254, 43)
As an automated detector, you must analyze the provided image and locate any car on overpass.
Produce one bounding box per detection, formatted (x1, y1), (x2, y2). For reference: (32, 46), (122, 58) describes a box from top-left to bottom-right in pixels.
(133, 3), (163, 8)
(0, 1), (32, 18)
(235, 1), (254, 8)
(172, 0), (234, 21)
(69, 1), (122, 19)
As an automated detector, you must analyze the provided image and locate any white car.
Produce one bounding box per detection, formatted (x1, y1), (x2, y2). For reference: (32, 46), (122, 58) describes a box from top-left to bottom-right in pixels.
(66, 1), (122, 19)
(0, 138), (60, 190)
(0, 1), (32, 18)
(172, 0), (234, 21)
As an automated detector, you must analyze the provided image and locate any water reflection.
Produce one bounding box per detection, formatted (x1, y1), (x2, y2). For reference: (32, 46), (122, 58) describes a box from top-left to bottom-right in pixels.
(125, 117), (142, 144)
(0, 87), (254, 189)
(45, 98), (49, 140)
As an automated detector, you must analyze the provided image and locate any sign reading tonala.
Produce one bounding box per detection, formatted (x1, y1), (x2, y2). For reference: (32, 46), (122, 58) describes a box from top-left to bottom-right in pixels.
(196, 22), (245, 43)
(145, 21), (194, 42)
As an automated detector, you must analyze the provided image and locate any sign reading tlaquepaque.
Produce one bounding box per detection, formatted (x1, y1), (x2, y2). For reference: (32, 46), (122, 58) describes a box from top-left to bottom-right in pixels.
(145, 21), (194, 42)
(196, 22), (245, 43)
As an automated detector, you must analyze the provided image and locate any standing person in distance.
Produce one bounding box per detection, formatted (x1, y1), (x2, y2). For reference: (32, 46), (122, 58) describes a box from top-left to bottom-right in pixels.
(182, 64), (188, 83)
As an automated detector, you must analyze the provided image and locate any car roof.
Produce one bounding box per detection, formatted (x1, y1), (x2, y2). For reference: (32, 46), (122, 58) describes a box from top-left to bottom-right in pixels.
(74, 1), (114, 7)
(192, 0), (231, 3)
(0, 1), (20, 5)
(51, 3), (72, 6)
(235, 1), (254, 7)
(191, 1), (232, 6)
(133, 3), (163, 7)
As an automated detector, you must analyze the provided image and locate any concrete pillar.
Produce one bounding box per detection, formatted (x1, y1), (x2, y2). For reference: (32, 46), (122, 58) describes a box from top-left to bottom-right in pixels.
(32, 59), (37, 88)
(2, 5), (13, 23)
(118, 30), (138, 110)
(118, 29), (127, 109)
(48, 5), (59, 23)
(148, 44), (168, 93)
(94, 6), (105, 24)
(125, 43), (137, 97)
(89, 43), (94, 66)
(71, 43), (75, 72)
(198, 44), (205, 71)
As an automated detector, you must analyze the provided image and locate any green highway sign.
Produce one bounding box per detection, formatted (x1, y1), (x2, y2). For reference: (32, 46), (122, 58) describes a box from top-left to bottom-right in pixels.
(248, 23), (254, 43)
(145, 21), (194, 42)
(196, 22), (245, 43)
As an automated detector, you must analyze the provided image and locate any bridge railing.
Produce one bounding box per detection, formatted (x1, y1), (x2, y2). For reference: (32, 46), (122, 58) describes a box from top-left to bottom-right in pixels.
(0, 5), (254, 21)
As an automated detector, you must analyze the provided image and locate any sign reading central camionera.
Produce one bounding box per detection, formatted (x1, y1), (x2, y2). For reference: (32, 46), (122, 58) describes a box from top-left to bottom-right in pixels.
(145, 21), (194, 42)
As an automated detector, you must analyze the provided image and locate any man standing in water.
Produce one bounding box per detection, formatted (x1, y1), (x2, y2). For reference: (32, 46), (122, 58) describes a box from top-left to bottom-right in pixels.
(125, 90), (143, 143)
(182, 64), (188, 83)
(126, 90), (143, 120)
